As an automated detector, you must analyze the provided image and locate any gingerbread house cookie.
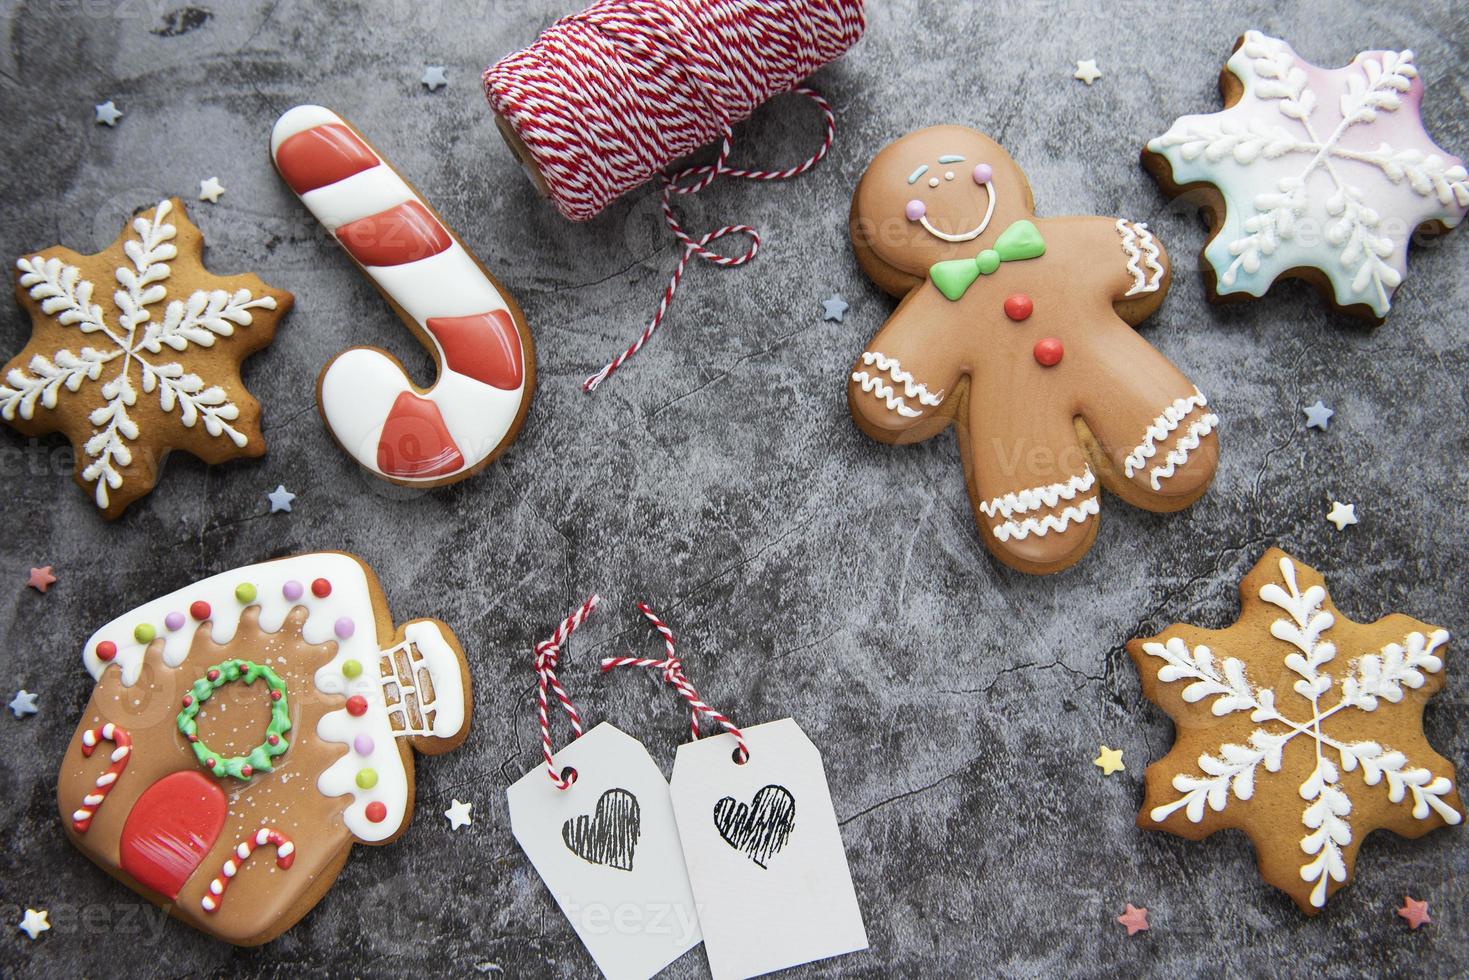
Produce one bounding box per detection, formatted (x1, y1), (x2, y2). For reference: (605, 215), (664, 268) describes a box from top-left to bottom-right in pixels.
(57, 552), (471, 945)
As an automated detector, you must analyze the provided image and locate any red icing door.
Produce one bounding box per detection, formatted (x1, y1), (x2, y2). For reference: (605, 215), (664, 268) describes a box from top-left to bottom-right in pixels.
(119, 770), (227, 900)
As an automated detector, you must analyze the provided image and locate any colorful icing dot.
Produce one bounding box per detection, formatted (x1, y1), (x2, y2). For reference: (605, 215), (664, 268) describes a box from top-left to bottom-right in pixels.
(365, 801), (387, 823)
(190, 600), (211, 621)
(311, 578), (331, 598)
(235, 583), (257, 603)
(96, 640), (117, 662)
(905, 199), (926, 221)
(356, 769), (379, 789)
(342, 659), (362, 679)
(334, 617), (355, 639)
(1004, 294), (1034, 322)
(282, 580), (304, 601)
(346, 695), (368, 717)
(1034, 337), (1065, 367)
(973, 163), (993, 184)
(133, 623), (156, 644)
(353, 734), (374, 755)
(164, 611), (185, 632)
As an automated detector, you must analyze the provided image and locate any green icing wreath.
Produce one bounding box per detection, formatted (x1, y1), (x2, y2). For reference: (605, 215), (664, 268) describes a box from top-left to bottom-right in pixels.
(176, 658), (291, 780)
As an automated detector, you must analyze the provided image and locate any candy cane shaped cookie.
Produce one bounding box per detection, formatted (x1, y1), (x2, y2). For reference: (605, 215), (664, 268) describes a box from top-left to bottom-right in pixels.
(71, 722), (131, 833)
(270, 105), (534, 485)
(201, 828), (296, 913)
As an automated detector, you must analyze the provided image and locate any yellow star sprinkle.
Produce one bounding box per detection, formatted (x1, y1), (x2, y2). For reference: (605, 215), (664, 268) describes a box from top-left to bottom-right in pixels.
(1094, 745), (1125, 775)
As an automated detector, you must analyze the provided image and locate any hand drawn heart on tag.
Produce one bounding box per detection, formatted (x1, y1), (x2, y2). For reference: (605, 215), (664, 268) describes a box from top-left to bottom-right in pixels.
(562, 787), (641, 871)
(712, 784), (796, 869)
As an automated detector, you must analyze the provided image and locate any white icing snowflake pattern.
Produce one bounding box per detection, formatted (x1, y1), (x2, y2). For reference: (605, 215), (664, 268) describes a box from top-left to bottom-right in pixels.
(1147, 31), (1469, 318)
(1, 201), (278, 508)
(1141, 555), (1459, 909)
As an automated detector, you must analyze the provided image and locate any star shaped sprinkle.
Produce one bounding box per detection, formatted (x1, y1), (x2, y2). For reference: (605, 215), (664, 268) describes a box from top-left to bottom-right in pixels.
(1, 199), (293, 518)
(1326, 500), (1358, 530)
(1073, 60), (1102, 86)
(1146, 32), (1469, 321)
(26, 566), (56, 593)
(8, 690), (38, 718)
(822, 294), (849, 322)
(198, 177), (225, 203)
(445, 798), (473, 830)
(1129, 549), (1461, 912)
(1303, 400), (1334, 431)
(17, 908), (49, 940)
(94, 101), (123, 126)
(267, 484), (296, 513)
(1094, 745), (1126, 775)
(1397, 895), (1431, 930)
(421, 66), (448, 92)
(1116, 904), (1149, 935)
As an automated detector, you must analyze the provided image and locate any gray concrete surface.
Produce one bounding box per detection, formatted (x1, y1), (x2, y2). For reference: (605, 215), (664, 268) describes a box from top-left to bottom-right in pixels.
(1, 0), (1466, 976)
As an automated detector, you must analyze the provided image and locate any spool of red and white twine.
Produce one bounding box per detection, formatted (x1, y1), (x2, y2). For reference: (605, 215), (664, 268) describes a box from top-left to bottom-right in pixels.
(484, 0), (866, 390)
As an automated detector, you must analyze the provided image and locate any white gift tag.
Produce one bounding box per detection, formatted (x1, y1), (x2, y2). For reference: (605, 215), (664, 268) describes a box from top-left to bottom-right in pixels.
(669, 717), (868, 979)
(509, 722), (703, 980)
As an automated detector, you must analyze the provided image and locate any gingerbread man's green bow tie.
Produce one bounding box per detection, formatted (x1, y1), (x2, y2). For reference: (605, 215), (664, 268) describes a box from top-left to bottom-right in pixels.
(929, 220), (1046, 301)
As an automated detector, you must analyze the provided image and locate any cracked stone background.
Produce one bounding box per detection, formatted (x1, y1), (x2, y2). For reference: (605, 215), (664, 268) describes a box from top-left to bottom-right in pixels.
(1, 0), (1466, 976)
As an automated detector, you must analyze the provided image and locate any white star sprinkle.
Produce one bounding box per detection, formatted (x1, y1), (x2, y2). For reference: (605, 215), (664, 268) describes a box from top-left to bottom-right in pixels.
(94, 101), (123, 126)
(18, 908), (49, 940)
(1326, 501), (1358, 531)
(267, 484), (296, 513)
(444, 798), (473, 830)
(1074, 60), (1102, 85)
(822, 294), (849, 322)
(8, 690), (38, 718)
(1303, 400), (1334, 431)
(421, 66), (448, 92)
(198, 177), (225, 203)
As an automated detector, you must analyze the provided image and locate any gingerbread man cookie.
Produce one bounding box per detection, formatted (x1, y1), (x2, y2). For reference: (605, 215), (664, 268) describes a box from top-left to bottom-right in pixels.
(58, 553), (471, 945)
(848, 126), (1219, 574)
(2, 199), (291, 519)
(1129, 549), (1461, 912)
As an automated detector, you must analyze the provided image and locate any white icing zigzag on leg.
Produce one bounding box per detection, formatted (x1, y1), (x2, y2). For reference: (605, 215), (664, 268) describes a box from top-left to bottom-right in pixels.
(852, 350), (945, 417)
(980, 468), (1096, 520)
(1124, 389), (1209, 478)
(991, 497), (1100, 542)
(1117, 219), (1165, 296)
(1149, 412), (1220, 490)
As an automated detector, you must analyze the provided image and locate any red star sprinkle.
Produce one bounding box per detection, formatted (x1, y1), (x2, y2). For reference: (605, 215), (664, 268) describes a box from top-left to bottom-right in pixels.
(1116, 903), (1150, 936)
(1398, 896), (1431, 930)
(26, 566), (56, 593)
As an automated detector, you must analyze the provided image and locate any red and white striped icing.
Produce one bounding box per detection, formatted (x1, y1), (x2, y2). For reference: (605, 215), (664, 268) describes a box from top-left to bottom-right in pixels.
(200, 827), (296, 913)
(71, 722), (132, 833)
(271, 105), (528, 482)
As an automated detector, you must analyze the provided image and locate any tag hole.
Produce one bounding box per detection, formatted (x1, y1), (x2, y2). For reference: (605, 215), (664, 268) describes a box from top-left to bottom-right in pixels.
(561, 765), (578, 785)
(732, 748), (748, 766)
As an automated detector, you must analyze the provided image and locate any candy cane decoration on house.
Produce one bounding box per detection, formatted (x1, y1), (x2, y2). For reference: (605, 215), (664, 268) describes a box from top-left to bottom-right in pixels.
(271, 105), (534, 486)
(71, 722), (132, 833)
(201, 828), (296, 913)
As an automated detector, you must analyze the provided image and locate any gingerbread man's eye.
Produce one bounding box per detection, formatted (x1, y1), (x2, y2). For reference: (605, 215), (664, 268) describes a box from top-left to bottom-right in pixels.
(973, 163), (994, 185)
(905, 199), (926, 221)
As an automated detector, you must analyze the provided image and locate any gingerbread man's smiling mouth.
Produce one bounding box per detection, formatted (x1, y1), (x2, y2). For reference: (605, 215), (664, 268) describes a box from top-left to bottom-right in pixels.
(905, 158), (997, 243)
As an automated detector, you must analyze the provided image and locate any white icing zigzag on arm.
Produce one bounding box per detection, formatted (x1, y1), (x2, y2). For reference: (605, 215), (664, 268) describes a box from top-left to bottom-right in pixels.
(1149, 412), (1220, 490)
(1123, 389), (1210, 478)
(991, 497), (1099, 542)
(1116, 219), (1165, 296)
(980, 468), (1096, 520)
(851, 351), (945, 419)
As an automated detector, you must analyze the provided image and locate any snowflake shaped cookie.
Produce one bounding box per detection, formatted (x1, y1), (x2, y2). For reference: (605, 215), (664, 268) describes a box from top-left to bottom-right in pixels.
(1145, 31), (1468, 321)
(1129, 549), (1461, 912)
(2, 199), (292, 518)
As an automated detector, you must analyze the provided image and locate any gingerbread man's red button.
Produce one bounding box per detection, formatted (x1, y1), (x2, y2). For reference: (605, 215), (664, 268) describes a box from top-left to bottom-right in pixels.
(1033, 338), (1064, 366)
(1004, 294), (1033, 321)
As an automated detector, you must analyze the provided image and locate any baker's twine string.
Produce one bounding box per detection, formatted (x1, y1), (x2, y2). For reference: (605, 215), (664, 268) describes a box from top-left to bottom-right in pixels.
(600, 602), (750, 762)
(582, 89), (835, 391)
(534, 594), (602, 789)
